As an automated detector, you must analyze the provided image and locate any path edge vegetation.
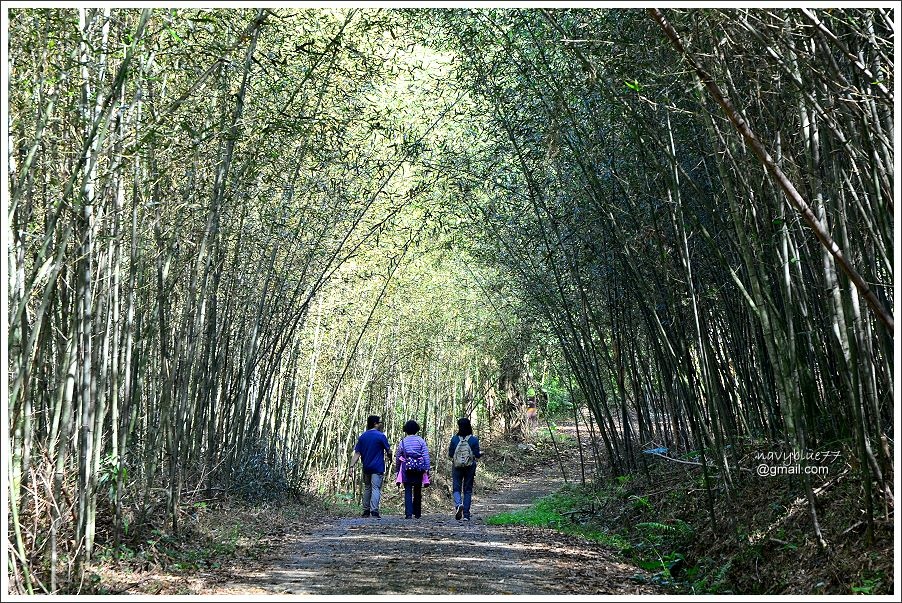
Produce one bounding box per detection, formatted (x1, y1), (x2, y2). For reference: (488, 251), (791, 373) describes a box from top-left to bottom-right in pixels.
(485, 428), (892, 595)
(6, 7), (894, 595)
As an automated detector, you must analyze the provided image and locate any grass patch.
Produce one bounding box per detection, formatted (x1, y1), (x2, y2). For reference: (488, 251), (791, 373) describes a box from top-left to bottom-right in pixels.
(534, 422), (575, 446)
(485, 482), (712, 592)
(486, 485), (630, 551)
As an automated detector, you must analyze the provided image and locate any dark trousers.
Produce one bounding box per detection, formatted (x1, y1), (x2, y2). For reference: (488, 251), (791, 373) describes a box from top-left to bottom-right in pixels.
(452, 464), (477, 518)
(403, 470), (424, 518)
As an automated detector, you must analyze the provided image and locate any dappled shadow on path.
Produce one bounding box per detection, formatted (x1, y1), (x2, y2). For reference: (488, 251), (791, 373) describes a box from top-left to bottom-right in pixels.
(222, 441), (659, 596)
(229, 515), (535, 595)
(225, 511), (655, 595)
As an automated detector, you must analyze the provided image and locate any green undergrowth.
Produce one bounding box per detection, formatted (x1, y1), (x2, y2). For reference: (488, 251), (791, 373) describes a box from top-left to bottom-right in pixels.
(484, 448), (892, 596)
(536, 422), (576, 446)
(486, 486), (631, 551)
(485, 482), (719, 593)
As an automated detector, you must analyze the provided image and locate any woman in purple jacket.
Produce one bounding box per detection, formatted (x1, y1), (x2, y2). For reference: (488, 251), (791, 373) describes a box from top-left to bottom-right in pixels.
(394, 420), (431, 519)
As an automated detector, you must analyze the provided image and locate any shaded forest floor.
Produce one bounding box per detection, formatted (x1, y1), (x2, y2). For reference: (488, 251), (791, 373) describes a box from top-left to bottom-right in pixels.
(616, 445), (895, 595)
(85, 421), (893, 596)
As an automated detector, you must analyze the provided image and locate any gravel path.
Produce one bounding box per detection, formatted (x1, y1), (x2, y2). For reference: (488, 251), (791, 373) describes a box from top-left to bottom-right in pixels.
(218, 442), (661, 595)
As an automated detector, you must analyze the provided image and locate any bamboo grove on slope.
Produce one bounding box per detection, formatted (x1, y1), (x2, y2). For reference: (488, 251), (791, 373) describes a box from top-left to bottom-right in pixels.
(7, 8), (492, 590)
(6, 7), (894, 593)
(447, 7), (893, 548)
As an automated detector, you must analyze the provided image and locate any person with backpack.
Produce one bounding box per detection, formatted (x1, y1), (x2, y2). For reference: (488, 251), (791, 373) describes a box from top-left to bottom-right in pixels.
(448, 417), (482, 521)
(394, 420), (431, 519)
(349, 415), (392, 519)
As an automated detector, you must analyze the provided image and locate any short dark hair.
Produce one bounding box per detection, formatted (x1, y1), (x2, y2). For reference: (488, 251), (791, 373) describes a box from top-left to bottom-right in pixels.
(367, 415), (382, 429)
(457, 417), (473, 438)
(403, 420), (420, 435)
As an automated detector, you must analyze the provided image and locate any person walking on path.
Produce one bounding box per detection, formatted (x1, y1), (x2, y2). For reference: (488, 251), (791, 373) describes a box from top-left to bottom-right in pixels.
(525, 400), (539, 435)
(448, 417), (482, 521)
(394, 420), (431, 519)
(349, 415), (392, 519)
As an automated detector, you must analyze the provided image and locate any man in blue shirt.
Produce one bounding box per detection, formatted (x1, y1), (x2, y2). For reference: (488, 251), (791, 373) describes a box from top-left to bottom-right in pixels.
(349, 415), (392, 518)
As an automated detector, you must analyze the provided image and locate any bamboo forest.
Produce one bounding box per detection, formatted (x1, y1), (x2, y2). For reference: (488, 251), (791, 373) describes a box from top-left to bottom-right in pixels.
(4, 6), (897, 597)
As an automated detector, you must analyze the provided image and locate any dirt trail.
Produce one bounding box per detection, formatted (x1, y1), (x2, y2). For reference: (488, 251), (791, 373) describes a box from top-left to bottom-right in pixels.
(217, 444), (661, 595)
